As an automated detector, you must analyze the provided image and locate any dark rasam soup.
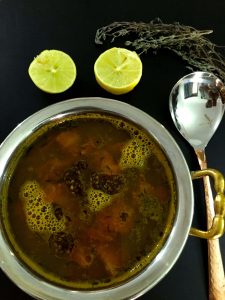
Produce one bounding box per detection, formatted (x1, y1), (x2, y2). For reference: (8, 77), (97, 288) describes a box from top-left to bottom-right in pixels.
(2, 112), (176, 289)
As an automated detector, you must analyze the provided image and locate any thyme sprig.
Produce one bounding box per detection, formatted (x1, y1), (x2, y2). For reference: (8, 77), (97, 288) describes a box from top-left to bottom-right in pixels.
(95, 19), (225, 81)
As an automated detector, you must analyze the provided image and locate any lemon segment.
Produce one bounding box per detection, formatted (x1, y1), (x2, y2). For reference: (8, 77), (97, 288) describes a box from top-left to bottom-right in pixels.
(94, 47), (142, 95)
(28, 50), (76, 93)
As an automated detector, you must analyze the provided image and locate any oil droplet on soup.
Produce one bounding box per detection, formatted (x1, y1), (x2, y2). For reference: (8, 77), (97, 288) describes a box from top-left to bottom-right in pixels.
(4, 112), (176, 290)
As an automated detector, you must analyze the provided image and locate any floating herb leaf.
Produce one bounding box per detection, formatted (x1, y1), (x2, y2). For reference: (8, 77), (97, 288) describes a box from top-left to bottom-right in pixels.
(95, 18), (225, 81)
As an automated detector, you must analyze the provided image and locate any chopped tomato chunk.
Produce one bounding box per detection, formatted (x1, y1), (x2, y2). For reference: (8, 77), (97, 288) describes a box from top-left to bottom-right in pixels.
(70, 244), (95, 268)
(96, 242), (128, 276)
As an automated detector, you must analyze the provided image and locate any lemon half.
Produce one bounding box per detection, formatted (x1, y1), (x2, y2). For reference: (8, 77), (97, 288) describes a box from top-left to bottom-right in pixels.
(28, 49), (76, 93)
(94, 47), (143, 95)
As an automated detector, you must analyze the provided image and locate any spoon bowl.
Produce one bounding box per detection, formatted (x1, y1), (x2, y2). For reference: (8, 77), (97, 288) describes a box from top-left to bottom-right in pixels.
(169, 71), (225, 150)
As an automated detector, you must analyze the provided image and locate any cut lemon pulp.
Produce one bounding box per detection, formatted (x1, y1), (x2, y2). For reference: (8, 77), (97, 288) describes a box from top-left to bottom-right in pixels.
(28, 50), (76, 93)
(94, 47), (142, 95)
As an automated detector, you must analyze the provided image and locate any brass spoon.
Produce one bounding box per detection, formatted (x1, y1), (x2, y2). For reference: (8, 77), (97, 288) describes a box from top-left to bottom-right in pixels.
(169, 71), (225, 300)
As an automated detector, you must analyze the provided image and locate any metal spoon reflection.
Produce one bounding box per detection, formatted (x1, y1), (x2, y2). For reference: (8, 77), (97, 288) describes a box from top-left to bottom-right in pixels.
(169, 71), (225, 300)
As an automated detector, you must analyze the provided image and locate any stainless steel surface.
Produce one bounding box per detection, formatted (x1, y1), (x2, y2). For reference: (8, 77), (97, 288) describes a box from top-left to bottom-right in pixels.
(169, 72), (225, 150)
(0, 97), (194, 300)
(169, 72), (225, 300)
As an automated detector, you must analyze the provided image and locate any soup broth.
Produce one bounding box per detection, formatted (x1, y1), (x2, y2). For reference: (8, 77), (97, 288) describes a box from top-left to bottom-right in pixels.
(2, 112), (176, 289)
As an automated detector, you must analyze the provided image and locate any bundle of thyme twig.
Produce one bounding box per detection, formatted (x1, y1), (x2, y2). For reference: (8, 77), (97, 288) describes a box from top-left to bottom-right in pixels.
(95, 18), (225, 81)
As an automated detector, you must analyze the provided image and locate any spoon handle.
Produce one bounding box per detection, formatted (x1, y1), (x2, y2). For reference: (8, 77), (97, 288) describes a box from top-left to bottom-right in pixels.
(195, 149), (225, 300)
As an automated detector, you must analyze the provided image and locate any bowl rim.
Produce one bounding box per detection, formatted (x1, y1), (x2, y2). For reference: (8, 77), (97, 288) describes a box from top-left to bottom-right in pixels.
(0, 97), (194, 300)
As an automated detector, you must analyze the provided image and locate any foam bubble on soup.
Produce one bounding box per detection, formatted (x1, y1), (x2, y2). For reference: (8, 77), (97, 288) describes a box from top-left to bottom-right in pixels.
(87, 188), (112, 212)
(120, 137), (152, 168)
(20, 180), (66, 233)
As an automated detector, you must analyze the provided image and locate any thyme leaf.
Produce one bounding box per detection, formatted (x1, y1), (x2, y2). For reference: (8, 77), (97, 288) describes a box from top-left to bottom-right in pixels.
(95, 18), (225, 81)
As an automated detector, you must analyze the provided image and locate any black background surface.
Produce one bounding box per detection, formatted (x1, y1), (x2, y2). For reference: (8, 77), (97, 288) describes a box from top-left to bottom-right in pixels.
(0, 1), (225, 299)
